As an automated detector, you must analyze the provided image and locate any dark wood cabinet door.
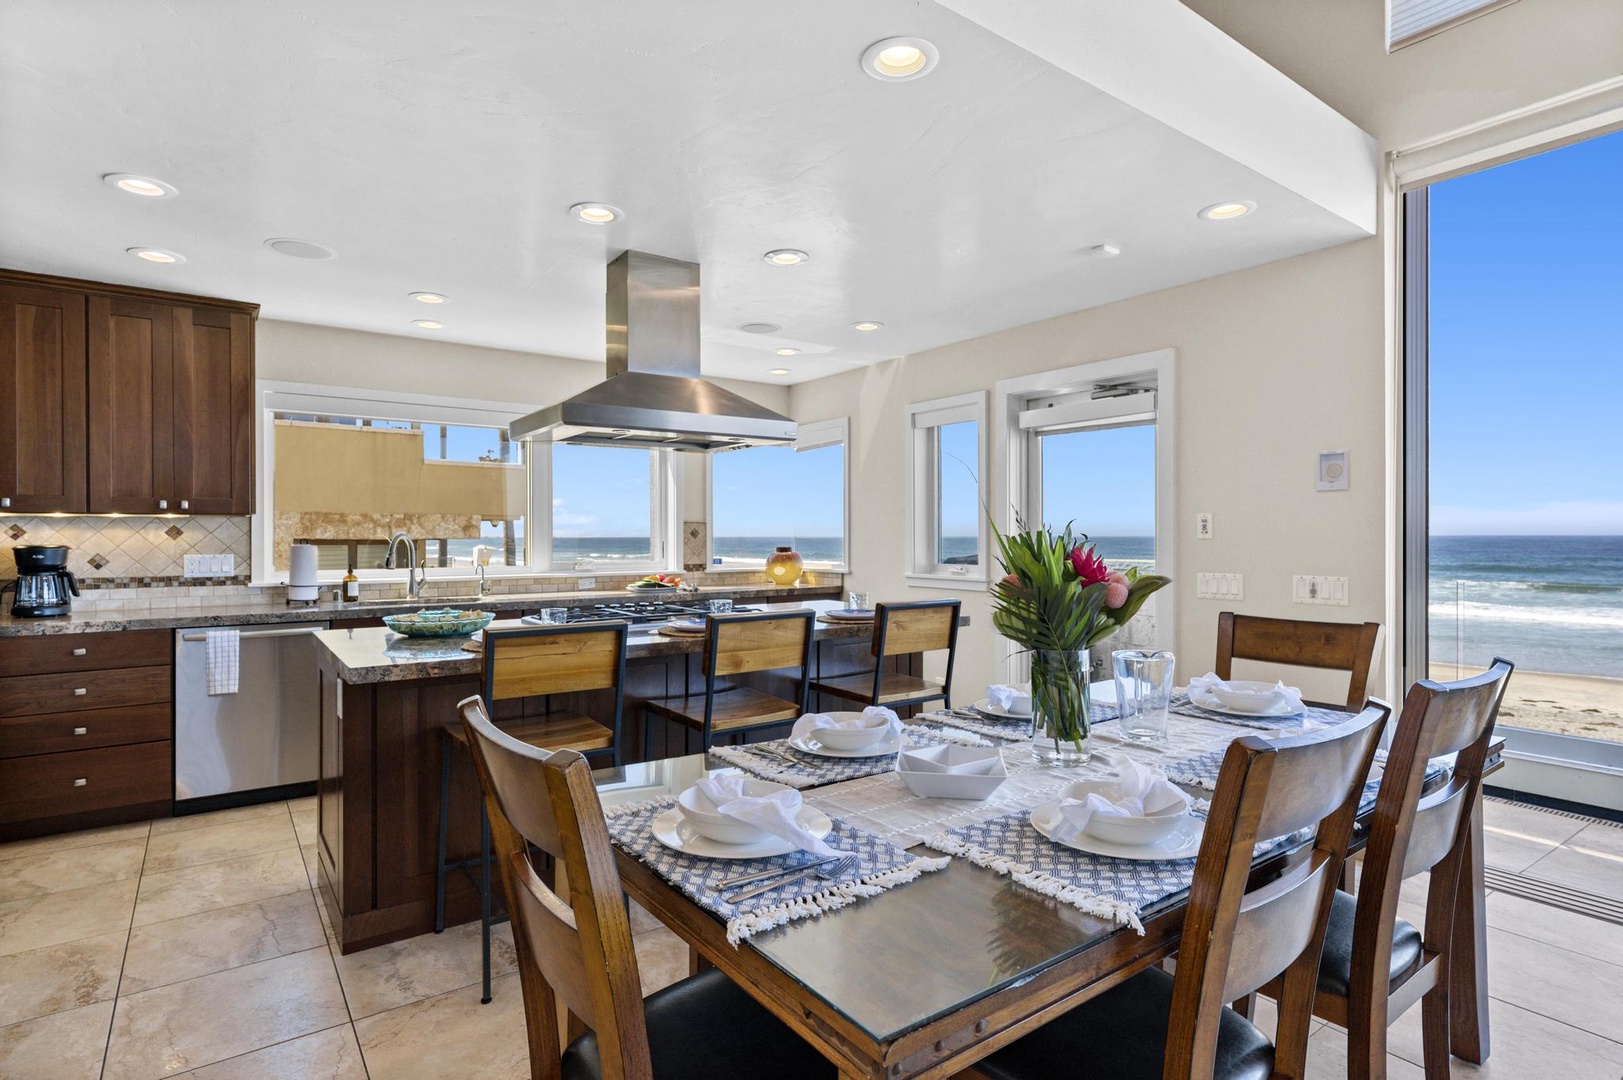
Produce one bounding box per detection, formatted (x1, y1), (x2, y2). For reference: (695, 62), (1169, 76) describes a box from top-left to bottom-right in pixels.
(87, 296), (174, 514)
(172, 306), (254, 515)
(0, 284), (87, 513)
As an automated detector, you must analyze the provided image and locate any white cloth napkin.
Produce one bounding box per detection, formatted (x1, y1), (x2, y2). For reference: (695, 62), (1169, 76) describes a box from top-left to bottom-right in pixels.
(1047, 758), (1190, 843)
(694, 776), (848, 857)
(986, 684), (1031, 713)
(1185, 672), (1306, 714)
(791, 706), (902, 743)
(205, 629), (240, 696)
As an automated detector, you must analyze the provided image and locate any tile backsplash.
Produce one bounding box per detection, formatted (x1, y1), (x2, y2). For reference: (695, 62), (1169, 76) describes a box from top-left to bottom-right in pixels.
(1, 516), (252, 585)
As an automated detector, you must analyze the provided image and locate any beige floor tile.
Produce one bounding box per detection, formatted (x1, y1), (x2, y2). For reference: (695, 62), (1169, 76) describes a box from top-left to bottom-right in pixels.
(104, 946), (350, 1080)
(1304, 1022), (1425, 1079)
(133, 848), (309, 926)
(0, 820), (151, 864)
(149, 802), (290, 836)
(0, 998), (115, 1080)
(1480, 800), (1588, 873)
(1486, 891), (1623, 968)
(356, 972), (530, 1080)
(0, 875), (138, 957)
(301, 843), (323, 890)
(335, 920), (517, 1019)
(292, 807), (318, 847)
(627, 896), (662, 935)
(121, 890), (326, 994)
(1387, 995), (1623, 1078)
(1521, 821), (1623, 895)
(634, 924), (690, 998)
(0, 929), (126, 1026)
(180, 1024), (368, 1080)
(0, 835), (148, 901)
(1485, 926), (1623, 1043)
(286, 795), (317, 814)
(143, 814), (301, 875)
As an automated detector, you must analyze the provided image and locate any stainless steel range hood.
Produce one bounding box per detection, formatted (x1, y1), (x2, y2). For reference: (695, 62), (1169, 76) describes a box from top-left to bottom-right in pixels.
(508, 251), (796, 452)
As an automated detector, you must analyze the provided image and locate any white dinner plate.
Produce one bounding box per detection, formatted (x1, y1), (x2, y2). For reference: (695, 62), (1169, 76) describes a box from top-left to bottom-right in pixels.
(787, 732), (903, 759)
(666, 618), (707, 631)
(649, 806), (833, 859)
(819, 608), (876, 622)
(1028, 801), (1206, 861)
(1186, 690), (1302, 718)
(972, 698), (1034, 721)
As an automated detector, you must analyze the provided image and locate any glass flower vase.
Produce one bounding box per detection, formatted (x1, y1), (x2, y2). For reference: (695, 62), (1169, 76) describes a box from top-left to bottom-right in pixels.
(1030, 648), (1093, 766)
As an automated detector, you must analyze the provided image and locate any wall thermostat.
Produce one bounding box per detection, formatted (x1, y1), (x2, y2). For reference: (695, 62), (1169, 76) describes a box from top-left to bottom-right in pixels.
(1316, 450), (1349, 491)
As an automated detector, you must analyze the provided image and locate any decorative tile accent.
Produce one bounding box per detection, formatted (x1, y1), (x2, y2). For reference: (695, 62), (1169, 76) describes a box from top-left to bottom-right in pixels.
(682, 520), (708, 573)
(164, 525), (185, 540)
(5, 525), (23, 540)
(0, 515), (252, 583)
(87, 554), (109, 570)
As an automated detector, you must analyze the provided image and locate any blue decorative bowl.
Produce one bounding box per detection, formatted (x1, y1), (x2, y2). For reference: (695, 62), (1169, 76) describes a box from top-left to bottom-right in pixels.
(382, 608), (495, 637)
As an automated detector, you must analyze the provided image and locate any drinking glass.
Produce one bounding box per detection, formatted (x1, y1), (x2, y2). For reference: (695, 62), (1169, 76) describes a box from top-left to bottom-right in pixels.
(848, 591), (871, 612)
(536, 607), (568, 625)
(1113, 649), (1176, 744)
(708, 598), (734, 614)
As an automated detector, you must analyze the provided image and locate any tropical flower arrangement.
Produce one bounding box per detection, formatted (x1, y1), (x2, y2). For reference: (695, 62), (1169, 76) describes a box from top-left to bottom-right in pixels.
(990, 522), (1170, 761)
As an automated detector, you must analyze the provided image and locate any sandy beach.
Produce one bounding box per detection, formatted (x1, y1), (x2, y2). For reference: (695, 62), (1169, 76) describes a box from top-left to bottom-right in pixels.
(1429, 663), (1623, 743)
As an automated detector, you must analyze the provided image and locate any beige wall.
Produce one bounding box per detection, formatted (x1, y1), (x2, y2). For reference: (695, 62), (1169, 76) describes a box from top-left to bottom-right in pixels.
(789, 2), (1623, 703)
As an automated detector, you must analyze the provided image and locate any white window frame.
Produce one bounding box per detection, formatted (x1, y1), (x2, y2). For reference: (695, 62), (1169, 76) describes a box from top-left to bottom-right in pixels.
(251, 381), (678, 587)
(705, 416), (852, 573)
(905, 391), (989, 588)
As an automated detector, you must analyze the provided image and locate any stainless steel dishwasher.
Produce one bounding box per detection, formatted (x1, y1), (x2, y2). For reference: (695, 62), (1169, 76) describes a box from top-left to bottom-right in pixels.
(174, 622), (329, 810)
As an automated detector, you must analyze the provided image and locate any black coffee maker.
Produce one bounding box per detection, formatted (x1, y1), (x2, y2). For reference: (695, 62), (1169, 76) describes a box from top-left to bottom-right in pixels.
(10, 545), (80, 617)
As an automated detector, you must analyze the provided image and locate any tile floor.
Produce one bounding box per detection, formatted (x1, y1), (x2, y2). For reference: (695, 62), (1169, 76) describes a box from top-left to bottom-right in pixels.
(0, 796), (1619, 1078)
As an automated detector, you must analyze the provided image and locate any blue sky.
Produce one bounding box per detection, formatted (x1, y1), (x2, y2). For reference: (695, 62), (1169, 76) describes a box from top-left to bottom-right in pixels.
(1430, 127), (1623, 535)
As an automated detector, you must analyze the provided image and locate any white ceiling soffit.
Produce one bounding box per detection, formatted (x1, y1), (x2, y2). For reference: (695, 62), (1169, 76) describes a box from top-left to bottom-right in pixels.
(0, 0), (1375, 386)
(936, 0), (1378, 235)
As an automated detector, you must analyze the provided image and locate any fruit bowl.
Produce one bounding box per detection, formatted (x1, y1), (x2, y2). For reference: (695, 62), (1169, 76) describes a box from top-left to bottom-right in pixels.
(382, 608), (495, 637)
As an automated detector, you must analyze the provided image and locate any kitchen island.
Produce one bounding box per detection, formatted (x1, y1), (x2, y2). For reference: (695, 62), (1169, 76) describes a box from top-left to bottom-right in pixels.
(312, 599), (921, 952)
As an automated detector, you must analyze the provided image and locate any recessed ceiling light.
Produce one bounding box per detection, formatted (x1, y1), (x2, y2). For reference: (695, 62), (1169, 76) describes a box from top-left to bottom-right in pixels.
(1084, 243), (1122, 259)
(739, 322), (781, 334)
(413, 319), (444, 330)
(127, 247), (184, 264)
(264, 238), (337, 259)
(851, 321), (883, 332)
(410, 292), (448, 305)
(104, 173), (177, 198)
(763, 249), (809, 267)
(774, 348), (800, 356)
(861, 37), (939, 81)
(769, 368), (792, 376)
(570, 202), (622, 224)
(1198, 200), (1257, 221)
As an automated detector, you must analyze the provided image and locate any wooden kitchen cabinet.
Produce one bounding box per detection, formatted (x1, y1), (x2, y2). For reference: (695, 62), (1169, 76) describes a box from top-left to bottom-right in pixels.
(87, 295), (175, 514)
(0, 282), (88, 513)
(172, 305), (254, 514)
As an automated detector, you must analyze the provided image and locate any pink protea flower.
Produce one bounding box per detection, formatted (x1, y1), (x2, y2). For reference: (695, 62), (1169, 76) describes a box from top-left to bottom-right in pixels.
(1068, 545), (1110, 586)
(1104, 570), (1129, 609)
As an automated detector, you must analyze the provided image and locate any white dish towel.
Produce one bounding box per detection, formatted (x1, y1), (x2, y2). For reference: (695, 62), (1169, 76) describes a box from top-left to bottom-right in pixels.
(205, 629), (241, 696)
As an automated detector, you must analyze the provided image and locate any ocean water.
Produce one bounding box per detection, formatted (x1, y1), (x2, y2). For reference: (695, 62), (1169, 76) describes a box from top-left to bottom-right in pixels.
(1430, 536), (1623, 678)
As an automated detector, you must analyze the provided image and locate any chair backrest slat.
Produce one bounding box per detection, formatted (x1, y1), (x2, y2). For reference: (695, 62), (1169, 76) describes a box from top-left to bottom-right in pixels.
(1224, 850), (1337, 1002)
(1400, 778), (1472, 879)
(457, 696), (652, 1080)
(484, 622), (629, 701)
(875, 600), (959, 657)
(1216, 612), (1382, 710)
(709, 609), (814, 677)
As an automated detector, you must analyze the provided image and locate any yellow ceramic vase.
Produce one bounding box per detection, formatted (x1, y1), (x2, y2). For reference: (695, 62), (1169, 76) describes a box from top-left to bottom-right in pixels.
(764, 546), (805, 586)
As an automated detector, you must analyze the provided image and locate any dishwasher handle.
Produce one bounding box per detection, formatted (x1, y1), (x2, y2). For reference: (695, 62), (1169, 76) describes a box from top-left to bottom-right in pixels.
(179, 627), (324, 643)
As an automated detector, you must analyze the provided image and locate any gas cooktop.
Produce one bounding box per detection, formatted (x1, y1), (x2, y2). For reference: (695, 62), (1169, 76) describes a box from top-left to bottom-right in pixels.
(536, 601), (762, 625)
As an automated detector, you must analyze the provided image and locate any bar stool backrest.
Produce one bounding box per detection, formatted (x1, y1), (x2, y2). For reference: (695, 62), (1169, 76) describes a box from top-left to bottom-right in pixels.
(704, 609), (814, 678)
(873, 599), (960, 659)
(482, 622), (629, 705)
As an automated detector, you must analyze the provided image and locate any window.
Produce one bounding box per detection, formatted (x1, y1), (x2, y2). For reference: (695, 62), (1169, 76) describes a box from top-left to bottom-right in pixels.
(545, 444), (662, 570)
(906, 393), (987, 584)
(710, 418), (849, 570)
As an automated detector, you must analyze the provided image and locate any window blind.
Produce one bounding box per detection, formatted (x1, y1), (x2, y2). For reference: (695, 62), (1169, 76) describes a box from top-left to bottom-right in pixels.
(1389, 0), (1519, 50)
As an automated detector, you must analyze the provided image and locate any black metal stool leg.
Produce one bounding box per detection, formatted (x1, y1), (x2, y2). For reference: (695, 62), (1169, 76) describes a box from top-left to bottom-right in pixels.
(434, 735), (452, 934)
(480, 804), (493, 1004)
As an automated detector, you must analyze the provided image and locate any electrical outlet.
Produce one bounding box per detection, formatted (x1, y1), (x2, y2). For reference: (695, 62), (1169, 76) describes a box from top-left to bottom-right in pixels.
(1196, 513), (1214, 540)
(577, 577), (598, 590)
(183, 555), (205, 578)
(1292, 575), (1348, 605)
(1196, 572), (1244, 600)
(184, 554), (236, 578)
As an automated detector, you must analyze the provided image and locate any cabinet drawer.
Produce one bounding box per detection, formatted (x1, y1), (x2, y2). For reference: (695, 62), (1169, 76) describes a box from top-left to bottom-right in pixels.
(0, 665), (171, 718)
(0, 702), (171, 758)
(0, 741), (171, 819)
(0, 630), (171, 677)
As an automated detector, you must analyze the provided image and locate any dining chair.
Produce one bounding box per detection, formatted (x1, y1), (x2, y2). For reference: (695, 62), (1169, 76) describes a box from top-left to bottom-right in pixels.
(808, 598), (960, 711)
(966, 702), (1389, 1080)
(1216, 611), (1382, 710)
(455, 695), (837, 1080)
(435, 621), (629, 1003)
(643, 608), (815, 756)
(1263, 658), (1512, 1080)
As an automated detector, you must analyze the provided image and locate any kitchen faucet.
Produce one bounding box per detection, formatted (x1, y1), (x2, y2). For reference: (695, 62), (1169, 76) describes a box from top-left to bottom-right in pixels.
(383, 532), (427, 601)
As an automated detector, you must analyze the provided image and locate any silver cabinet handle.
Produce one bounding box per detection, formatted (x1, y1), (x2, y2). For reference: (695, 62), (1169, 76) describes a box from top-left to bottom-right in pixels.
(71, 647), (88, 657)
(73, 778), (87, 787)
(1, 497), (9, 508)
(73, 727), (88, 736)
(180, 627), (322, 642)
(180, 499), (189, 510)
(158, 499), (169, 510)
(72, 688), (87, 696)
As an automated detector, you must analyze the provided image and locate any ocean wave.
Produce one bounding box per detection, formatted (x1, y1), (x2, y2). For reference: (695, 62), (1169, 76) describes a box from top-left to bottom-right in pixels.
(1431, 578), (1623, 594)
(1429, 600), (1623, 631)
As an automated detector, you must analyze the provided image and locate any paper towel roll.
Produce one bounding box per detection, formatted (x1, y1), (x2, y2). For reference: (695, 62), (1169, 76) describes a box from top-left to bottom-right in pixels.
(288, 544), (320, 602)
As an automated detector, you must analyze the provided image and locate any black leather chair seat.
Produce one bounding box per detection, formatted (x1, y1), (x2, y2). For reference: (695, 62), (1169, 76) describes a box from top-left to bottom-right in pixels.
(1317, 889), (1424, 998)
(561, 968), (836, 1080)
(975, 967), (1275, 1080)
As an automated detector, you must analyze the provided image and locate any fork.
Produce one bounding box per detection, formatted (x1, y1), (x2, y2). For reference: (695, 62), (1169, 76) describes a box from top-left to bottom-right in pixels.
(722, 854), (859, 903)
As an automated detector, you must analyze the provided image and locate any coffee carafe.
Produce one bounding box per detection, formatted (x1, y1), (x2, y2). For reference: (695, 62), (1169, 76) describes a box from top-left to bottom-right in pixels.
(10, 545), (80, 617)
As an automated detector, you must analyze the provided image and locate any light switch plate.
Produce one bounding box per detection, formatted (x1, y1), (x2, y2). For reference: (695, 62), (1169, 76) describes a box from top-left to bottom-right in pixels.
(1196, 572), (1244, 600)
(185, 554), (235, 578)
(1293, 575), (1348, 605)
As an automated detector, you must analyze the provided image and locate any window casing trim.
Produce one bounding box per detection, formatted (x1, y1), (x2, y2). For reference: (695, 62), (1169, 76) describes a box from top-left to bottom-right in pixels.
(704, 416), (851, 573)
(905, 391), (989, 588)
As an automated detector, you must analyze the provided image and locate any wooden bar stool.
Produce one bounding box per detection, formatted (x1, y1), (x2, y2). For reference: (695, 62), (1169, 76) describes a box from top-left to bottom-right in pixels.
(808, 598), (960, 711)
(434, 620), (629, 1003)
(643, 609), (814, 755)
(1216, 611), (1382, 710)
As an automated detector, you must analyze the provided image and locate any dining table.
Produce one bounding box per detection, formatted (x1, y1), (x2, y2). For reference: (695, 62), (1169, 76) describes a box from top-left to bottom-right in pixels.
(591, 693), (1503, 1080)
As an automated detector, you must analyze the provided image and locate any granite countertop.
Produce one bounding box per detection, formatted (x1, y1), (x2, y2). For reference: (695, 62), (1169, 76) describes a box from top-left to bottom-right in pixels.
(315, 600), (872, 684)
(0, 583), (838, 636)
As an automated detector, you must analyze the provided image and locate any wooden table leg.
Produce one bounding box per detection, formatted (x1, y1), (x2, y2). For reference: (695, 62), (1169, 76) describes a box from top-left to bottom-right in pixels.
(688, 945), (713, 977)
(1449, 790), (1490, 1063)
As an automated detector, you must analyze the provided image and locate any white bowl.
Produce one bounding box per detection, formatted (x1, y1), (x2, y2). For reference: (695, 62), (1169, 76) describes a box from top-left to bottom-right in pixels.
(676, 779), (794, 845)
(1060, 779), (1188, 846)
(896, 748), (1007, 800)
(805, 712), (895, 751)
(1208, 680), (1289, 714)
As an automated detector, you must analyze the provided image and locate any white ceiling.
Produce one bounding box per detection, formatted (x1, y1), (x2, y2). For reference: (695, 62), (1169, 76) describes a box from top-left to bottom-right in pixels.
(0, 0), (1375, 385)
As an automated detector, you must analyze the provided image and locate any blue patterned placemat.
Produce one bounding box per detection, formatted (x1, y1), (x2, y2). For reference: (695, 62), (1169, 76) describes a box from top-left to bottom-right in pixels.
(709, 725), (988, 790)
(1165, 747), (1450, 819)
(930, 700), (1122, 744)
(606, 798), (948, 945)
(1169, 694), (1350, 732)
